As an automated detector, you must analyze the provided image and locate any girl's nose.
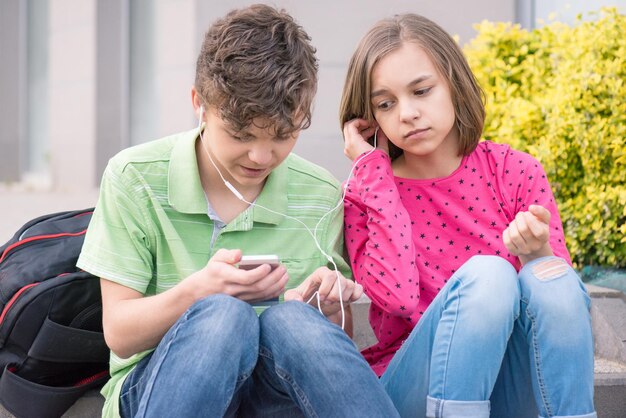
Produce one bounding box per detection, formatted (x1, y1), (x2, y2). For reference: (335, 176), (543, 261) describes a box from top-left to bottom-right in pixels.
(399, 100), (421, 123)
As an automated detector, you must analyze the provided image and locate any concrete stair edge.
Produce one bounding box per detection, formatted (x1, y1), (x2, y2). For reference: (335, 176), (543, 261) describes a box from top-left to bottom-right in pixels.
(1, 285), (624, 418)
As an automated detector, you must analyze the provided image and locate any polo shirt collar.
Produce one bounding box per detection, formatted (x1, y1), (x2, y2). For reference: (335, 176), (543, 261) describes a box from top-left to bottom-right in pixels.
(168, 129), (208, 214)
(168, 128), (288, 225)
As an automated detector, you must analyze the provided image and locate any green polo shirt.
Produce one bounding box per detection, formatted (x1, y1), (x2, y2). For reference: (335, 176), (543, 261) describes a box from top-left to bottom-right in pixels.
(77, 128), (350, 418)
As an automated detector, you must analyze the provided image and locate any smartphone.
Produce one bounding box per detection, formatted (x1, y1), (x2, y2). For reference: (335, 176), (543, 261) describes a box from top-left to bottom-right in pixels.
(239, 255), (281, 308)
(238, 255), (280, 270)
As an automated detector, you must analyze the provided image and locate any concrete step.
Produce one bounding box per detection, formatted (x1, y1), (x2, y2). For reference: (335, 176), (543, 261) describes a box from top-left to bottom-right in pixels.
(1, 285), (624, 418)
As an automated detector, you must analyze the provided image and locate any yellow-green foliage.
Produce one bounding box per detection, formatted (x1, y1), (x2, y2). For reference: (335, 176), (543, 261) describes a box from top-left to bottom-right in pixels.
(464, 7), (626, 268)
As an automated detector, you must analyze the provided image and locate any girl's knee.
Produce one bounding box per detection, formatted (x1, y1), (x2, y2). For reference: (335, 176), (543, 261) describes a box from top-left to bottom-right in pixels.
(519, 256), (574, 285)
(464, 255), (517, 279)
(520, 258), (591, 323)
(452, 256), (520, 325)
(458, 256), (519, 300)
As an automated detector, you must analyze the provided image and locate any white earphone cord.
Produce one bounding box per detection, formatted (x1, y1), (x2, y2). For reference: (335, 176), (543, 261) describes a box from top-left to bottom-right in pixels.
(197, 109), (378, 330)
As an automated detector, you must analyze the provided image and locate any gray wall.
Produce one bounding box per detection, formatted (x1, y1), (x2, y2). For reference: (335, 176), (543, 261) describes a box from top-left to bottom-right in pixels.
(195, 1), (515, 180)
(0, 0), (516, 191)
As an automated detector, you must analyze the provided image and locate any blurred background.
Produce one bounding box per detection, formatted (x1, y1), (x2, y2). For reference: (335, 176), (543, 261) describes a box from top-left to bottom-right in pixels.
(1, 0), (625, 241)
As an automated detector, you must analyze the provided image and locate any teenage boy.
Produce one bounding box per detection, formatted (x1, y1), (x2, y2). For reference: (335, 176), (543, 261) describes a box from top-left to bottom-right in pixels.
(77, 4), (398, 418)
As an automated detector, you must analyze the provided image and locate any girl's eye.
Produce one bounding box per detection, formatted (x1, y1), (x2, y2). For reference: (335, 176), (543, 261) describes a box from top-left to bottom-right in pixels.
(376, 101), (392, 110)
(414, 87), (432, 96)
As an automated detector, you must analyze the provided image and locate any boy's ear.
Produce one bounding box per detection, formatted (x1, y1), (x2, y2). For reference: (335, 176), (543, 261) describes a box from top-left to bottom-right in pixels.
(190, 86), (204, 119)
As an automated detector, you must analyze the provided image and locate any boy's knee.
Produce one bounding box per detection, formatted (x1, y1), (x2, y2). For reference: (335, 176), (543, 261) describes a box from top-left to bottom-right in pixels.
(260, 301), (319, 331)
(260, 301), (341, 347)
(187, 294), (258, 336)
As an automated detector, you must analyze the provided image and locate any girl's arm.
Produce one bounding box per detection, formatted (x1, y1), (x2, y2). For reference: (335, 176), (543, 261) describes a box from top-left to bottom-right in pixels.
(501, 149), (571, 266)
(344, 150), (419, 316)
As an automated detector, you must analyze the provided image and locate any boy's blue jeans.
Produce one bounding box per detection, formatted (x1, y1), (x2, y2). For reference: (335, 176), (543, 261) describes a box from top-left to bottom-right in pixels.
(119, 295), (399, 418)
(381, 255), (597, 418)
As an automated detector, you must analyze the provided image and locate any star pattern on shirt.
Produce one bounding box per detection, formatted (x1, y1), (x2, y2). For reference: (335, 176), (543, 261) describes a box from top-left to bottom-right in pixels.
(344, 141), (569, 375)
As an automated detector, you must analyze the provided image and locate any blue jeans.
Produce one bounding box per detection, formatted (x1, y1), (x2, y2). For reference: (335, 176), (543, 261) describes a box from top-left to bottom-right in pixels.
(381, 255), (596, 418)
(119, 294), (398, 417)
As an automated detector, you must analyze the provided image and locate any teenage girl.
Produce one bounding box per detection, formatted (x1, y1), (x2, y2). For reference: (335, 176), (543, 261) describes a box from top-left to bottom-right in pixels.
(340, 13), (596, 418)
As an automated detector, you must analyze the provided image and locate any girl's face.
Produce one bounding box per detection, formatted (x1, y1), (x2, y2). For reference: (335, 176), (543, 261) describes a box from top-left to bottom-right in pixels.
(370, 42), (458, 160)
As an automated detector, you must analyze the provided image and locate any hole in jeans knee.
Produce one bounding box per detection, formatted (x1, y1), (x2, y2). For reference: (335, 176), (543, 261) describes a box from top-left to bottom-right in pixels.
(531, 258), (569, 281)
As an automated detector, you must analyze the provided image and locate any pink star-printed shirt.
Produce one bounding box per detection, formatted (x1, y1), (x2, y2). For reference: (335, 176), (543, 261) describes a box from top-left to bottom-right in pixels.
(344, 140), (571, 376)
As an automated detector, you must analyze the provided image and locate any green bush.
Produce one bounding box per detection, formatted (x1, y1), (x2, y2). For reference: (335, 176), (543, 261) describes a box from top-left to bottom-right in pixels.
(464, 7), (626, 268)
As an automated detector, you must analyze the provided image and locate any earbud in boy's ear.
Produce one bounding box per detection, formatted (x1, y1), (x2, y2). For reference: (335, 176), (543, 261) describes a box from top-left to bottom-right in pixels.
(197, 105), (205, 130)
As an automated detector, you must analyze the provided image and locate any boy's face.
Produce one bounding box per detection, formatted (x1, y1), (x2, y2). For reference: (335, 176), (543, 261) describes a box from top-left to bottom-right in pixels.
(202, 106), (299, 190)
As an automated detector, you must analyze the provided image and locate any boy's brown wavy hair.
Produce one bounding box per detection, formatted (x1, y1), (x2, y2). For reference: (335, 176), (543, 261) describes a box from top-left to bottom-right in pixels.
(195, 4), (318, 138)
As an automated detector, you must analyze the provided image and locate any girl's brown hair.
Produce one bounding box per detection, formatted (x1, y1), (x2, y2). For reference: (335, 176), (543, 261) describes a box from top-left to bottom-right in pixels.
(195, 4), (318, 138)
(339, 14), (485, 160)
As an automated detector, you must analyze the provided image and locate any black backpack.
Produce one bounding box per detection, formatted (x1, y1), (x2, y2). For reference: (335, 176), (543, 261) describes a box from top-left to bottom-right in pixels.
(0, 209), (109, 418)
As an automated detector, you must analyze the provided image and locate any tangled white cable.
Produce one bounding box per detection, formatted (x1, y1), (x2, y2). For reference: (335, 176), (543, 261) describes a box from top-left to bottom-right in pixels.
(196, 106), (379, 330)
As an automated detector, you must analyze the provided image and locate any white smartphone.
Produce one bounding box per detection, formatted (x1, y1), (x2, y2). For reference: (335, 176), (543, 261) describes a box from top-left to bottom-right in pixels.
(238, 255), (280, 271)
(239, 255), (281, 307)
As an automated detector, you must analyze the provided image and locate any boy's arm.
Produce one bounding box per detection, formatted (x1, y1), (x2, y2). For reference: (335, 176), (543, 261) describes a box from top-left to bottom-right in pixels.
(100, 278), (196, 359)
(101, 248), (289, 358)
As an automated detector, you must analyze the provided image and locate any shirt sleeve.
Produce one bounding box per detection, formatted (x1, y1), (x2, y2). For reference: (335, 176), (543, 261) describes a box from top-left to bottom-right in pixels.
(500, 149), (572, 265)
(77, 160), (156, 293)
(322, 184), (353, 280)
(343, 150), (418, 316)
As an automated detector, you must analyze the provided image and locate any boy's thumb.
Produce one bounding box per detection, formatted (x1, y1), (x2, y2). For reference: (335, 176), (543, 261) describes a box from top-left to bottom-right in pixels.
(212, 248), (242, 265)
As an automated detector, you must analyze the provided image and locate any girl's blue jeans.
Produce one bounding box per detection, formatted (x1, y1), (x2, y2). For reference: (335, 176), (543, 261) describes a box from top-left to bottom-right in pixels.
(118, 294), (399, 418)
(381, 255), (597, 418)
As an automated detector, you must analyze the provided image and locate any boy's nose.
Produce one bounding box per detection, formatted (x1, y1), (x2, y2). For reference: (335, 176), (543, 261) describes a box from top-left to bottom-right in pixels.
(248, 147), (273, 166)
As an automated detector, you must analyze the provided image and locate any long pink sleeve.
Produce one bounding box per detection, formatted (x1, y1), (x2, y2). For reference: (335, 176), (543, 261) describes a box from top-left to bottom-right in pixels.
(344, 150), (419, 317)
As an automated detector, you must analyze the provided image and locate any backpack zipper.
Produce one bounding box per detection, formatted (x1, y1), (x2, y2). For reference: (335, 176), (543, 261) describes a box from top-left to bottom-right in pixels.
(74, 370), (109, 387)
(0, 231), (87, 264)
(0, 282), (39, 325)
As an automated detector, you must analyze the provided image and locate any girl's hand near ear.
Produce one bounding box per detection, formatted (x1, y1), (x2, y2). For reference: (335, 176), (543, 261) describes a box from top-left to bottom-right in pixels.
(343, 119), (389, 160)
(503, 204), (554, 265)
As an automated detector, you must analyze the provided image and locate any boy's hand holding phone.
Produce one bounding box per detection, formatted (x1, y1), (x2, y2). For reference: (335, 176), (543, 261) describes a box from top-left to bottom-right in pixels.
(188, 249), (288, 303)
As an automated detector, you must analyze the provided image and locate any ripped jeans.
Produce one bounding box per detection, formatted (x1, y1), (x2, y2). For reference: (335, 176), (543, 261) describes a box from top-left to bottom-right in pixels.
(381, 255), (596, 418)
